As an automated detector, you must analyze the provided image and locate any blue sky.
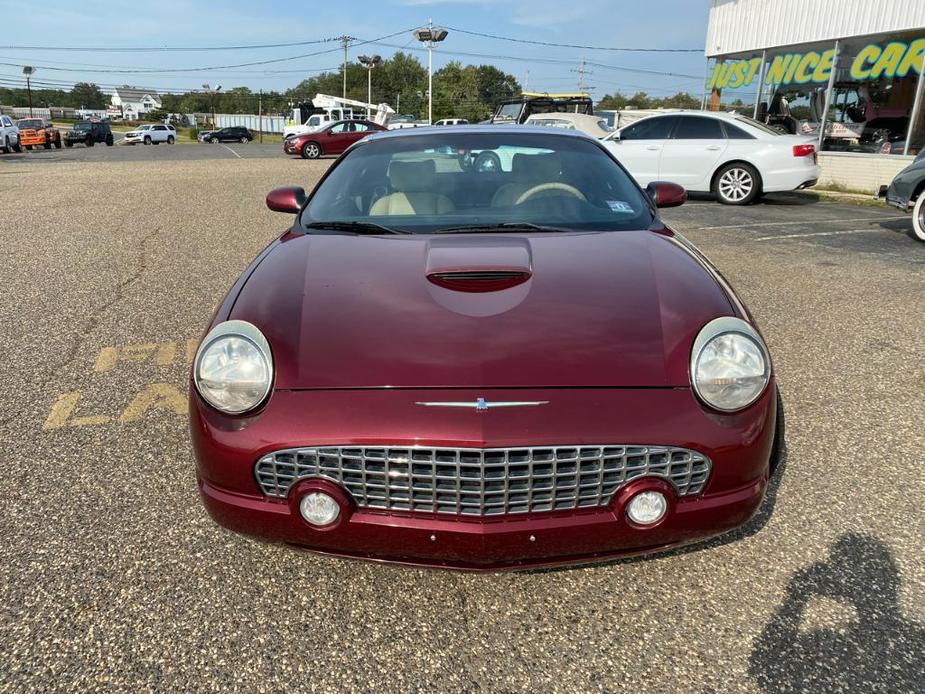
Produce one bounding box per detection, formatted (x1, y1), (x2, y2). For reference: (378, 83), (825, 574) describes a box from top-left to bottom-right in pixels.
(1, 0), (710, 100)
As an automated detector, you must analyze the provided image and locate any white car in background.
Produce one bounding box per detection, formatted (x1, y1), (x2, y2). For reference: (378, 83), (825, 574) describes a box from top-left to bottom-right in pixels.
(123, 123), (176, 145)
(525, 112), (612, 138)
(435, 118), (469, 126)
(602, 111), (820, 204)
(0, 115), (21, 153)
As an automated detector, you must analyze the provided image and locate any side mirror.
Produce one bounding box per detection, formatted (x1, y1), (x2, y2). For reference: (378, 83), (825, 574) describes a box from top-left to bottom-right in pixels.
(646, 181), (687, 208)
(266, 186), (306, 214)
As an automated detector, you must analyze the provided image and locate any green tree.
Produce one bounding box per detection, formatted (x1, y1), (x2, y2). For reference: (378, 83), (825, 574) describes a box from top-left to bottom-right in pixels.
(71, 82), (106, 109)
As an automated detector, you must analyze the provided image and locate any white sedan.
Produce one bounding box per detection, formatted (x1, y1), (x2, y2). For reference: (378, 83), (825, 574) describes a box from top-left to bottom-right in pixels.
(602, 111), (820, 204)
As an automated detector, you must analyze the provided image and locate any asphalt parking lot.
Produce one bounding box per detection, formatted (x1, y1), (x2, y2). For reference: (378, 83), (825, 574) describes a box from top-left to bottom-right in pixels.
(0, 154), (923, 692)
(1, 140), (283, 164)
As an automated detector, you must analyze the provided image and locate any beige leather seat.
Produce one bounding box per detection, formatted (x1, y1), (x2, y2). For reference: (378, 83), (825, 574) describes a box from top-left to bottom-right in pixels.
(491, 153), (563, 207)
(369, 159), (455, 216)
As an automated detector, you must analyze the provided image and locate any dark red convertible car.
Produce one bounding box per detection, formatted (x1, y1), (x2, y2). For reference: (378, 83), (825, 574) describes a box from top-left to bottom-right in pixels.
(192, 126), (783, 570)
(283, 119), (386, 159)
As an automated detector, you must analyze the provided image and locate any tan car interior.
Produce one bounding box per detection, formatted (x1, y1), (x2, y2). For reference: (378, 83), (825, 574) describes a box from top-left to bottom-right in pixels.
(369, 159), (456, 216)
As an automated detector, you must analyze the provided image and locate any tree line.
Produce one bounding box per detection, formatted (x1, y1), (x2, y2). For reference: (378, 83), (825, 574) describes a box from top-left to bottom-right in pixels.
(2, 55), (715, 122)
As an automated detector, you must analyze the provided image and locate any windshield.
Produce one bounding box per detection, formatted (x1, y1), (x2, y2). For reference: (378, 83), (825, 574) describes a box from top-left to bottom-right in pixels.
(136, 125), (152, 130)
(493, 103), (523, 122)
(17, 119), (43, 129)
(303, 132), (653, 234)
(74, 122), (92, 130)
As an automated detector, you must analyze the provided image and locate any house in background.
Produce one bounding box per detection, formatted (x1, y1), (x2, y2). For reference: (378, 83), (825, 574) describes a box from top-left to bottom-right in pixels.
(109, 86), (162, 120)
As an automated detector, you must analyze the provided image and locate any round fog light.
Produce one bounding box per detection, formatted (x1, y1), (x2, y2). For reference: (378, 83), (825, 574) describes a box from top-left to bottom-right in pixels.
(299, 492), (340, 527)
(626, 491), (667, 526)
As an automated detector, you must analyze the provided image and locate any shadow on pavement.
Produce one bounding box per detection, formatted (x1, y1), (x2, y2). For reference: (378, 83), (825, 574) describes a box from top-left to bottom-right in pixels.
(684, 192), (822, 206)
(749, 533), (925, 693)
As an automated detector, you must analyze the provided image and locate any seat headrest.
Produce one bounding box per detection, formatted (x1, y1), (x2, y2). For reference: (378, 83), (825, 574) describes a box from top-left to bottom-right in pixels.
(388, 159), (437, 191)
(512, 152), (561, 181)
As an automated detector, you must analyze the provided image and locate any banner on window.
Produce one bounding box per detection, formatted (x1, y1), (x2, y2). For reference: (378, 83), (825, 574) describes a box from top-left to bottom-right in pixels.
(708, 38), (925, 89)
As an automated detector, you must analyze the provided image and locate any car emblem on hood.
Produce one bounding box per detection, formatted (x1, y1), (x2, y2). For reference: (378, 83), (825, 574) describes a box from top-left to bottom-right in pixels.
(415, 398), (549, 411)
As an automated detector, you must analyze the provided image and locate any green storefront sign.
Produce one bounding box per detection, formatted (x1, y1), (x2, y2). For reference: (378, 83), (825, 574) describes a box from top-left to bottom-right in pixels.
(709, 38), (925, 89)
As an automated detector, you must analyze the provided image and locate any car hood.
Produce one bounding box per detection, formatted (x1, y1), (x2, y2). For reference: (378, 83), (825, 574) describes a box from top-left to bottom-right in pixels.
(229, 229), (736, 389)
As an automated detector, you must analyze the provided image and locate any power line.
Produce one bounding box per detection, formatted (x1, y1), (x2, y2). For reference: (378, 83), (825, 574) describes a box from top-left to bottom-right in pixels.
(367, 40), (702, 80)
(0, 29), (415, 74)
(0, 38), (341, 52)
(444, 26), (702, 53)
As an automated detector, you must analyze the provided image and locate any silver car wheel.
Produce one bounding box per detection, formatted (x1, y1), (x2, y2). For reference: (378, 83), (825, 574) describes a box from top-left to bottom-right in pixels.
(718, 167), (753, 203)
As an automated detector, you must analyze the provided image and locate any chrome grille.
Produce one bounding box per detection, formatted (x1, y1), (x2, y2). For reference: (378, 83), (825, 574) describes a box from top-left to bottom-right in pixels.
(255, 445), (710, 517)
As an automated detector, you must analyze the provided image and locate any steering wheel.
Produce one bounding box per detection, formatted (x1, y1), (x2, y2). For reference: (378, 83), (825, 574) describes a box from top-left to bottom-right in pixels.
(515, 182), (586, 205)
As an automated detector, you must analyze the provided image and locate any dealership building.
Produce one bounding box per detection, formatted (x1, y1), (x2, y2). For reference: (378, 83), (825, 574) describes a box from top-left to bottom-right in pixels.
(705, 0), (925, 191)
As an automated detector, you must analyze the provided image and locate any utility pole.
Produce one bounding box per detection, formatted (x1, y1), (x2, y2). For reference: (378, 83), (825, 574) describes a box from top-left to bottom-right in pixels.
(523, 69), (529, 92)
(339, 35), (355, 99)
(258, 90), (263, 144)
(575, 59), (591, 94)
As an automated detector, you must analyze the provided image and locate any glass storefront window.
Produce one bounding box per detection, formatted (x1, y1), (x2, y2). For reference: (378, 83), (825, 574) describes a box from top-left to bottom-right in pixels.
(709, 32), (925, 155)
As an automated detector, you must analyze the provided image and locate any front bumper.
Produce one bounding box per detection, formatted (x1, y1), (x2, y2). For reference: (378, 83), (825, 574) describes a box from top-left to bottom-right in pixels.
(283, 140), (300, 155)
(191, 386), (777, 570)
(19, 133), (47, 146)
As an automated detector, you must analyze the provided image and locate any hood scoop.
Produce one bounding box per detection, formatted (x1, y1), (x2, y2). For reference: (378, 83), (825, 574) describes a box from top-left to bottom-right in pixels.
(425, 236), (533, 293)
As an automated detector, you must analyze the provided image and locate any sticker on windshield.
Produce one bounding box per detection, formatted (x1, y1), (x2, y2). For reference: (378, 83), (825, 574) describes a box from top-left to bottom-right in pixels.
(606, 200), (635, 213)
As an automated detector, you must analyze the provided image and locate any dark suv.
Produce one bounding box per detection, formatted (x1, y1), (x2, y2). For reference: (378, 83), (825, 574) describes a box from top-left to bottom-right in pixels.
(203, 126), (253, 143)
(64, 120), (114, 147)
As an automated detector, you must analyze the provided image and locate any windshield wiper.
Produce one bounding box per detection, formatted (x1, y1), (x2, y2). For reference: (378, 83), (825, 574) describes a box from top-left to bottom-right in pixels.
(433, 222), (573, 234)
(303, 221), (411, 235)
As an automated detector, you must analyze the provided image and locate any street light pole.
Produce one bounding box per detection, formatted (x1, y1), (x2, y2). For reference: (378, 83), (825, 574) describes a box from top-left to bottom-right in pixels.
(413, 21), (448, 125)
(358, 55), (382, 118)
(23, 66), (35, 117)
(202, 83), (222, 128)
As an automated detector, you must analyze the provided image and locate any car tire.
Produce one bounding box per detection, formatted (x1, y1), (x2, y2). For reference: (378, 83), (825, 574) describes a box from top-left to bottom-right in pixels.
(911, 193), (925, 243)
(54, 137), (62, 149)
(714, 162), (761, 205)
(143, 136), (152, 145)
(106, 135), (114, 146)
(167, 136), (175, 144)
(474, 151), (502, 173)
(301, 141), (321, 159)
(43, 139), (51, 149)
(86, 138), (94, 147)
(64, 140), (73, 148)
(240, 136), (248, 143)
(25, 144), (33, 150)
(1, 137), (8, 154)
(12, 139), (21, 153)
(211, 138), (218, 143)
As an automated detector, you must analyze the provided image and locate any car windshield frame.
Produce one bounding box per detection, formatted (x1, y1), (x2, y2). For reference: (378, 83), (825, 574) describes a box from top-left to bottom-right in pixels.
(74, 122), (93, 130)
(300, 131), (655, 235)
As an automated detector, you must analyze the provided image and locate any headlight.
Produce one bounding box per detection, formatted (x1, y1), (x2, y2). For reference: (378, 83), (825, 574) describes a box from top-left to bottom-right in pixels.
(194, 320), (273, 414)
(690, 317), (770, 412)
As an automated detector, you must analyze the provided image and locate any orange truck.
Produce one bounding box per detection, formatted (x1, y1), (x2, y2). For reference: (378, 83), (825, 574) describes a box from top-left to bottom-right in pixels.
(16, 118), (61, 149)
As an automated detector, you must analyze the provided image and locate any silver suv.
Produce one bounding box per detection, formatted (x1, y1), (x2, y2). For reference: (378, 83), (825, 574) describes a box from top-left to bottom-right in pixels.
(0, 115), (22, 153)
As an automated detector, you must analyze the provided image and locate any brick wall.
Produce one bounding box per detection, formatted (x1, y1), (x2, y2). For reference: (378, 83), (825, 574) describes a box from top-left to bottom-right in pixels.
(817, 153), (913, 193)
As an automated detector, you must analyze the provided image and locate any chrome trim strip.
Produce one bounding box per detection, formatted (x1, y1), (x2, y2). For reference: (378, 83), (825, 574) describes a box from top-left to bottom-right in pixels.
(415, 398), (549, 411)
